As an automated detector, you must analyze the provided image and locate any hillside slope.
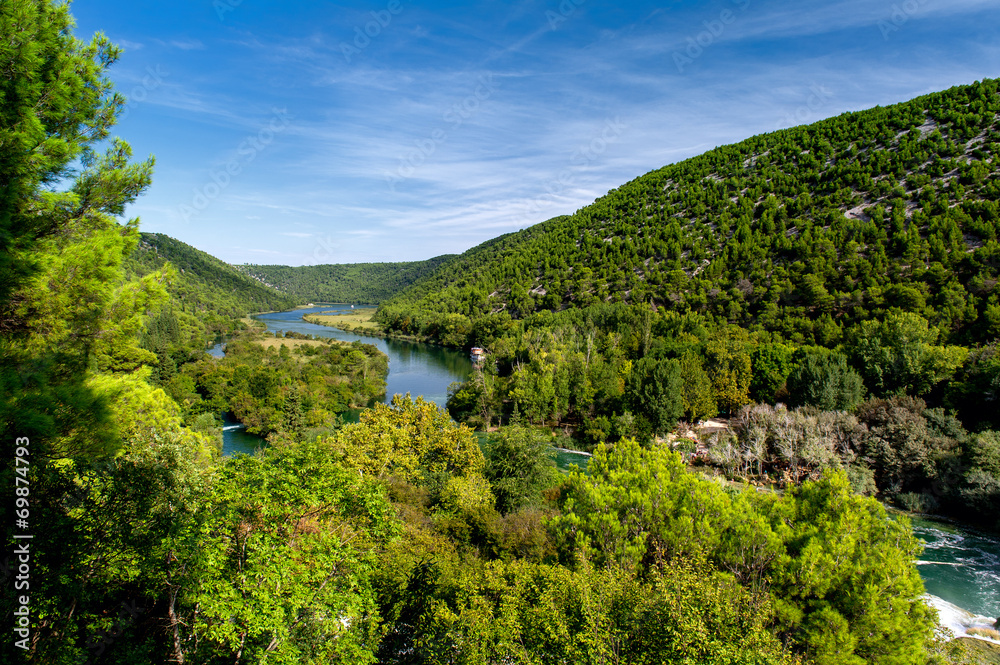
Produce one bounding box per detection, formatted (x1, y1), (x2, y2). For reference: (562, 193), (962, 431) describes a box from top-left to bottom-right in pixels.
(126, 232), (297, 319)
(379, 79), (1000, 346)
(239, 255), (456, 304)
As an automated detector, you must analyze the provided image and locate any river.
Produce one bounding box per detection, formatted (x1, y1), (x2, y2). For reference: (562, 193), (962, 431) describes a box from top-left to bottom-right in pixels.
(218, 306), (596, 472)
(217, 306), (998, 639)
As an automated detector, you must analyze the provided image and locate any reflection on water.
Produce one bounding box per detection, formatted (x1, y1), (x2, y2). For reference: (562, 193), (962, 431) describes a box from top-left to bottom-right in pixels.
(222, 305), (475, 458)
(254, 305), (473, 407)
(912, 516), (1000, 620)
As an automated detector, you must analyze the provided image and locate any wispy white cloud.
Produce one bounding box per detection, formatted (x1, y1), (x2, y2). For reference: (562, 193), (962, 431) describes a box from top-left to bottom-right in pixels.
(169, 38), (205, 51)
(117, 38), (144, 51)
(100, 0), (1000, 264)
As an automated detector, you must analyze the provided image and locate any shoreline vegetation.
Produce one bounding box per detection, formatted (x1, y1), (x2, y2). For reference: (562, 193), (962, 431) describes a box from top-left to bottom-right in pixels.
(303, 308), (450, 346)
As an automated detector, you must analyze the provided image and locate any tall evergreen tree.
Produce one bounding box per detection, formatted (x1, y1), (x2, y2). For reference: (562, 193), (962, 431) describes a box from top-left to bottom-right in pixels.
(1, 0), (157, 457)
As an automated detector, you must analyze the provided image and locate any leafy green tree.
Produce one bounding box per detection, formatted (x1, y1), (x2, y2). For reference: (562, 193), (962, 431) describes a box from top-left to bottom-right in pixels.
(88, 368), (219, 461)
(705, 327), (753, 414)
(960, 430), (1000, 529)
(945, 342), (1000, 431)
(750, 342), (797, 402)
(553, 439), (730, 572)
(321, 394), (484, 482)
(435, 472), (501, 548)
(849, 312), (967, 397)
(396, 557), (796, 665)
(626, 357), (684, 436)
(854, 396), (962, 497)
(1, 0), (130, 304)
(679, 350), (718, 422)
(179, 439), (399, 663)
(24, 419), (210, 664)
(483, 425), (560, 515)
(767, 471), (936, 664)
(1, 0), (157, 457)
(786, 350), (865, 411)
(282, 383), (306, 440)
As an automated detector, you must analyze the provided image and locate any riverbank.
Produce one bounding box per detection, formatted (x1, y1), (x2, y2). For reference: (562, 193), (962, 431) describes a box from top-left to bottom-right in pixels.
(304, 310), (446, 347)
(952, 637), (1000, 662)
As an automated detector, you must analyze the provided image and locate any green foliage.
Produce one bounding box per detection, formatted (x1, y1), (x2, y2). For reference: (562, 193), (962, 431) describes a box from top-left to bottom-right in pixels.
(88, 368), (220, 461)
(181, 439), (399, 664)
(768, 471), (935, 664)
(946, 342), (1000, 431)
(20, 426), (210, 664)
(960, 431), (1000, 529)
(483, 426), (560, 514)
(553, 441), (936, 664)
(849, 312), (968, 397)
(321, 394), (485, 483)
(239, 255), (456, 304)
(126, 232), (297, 340)
(189, 335), (387, 437)
(378, 557), (797, 665)
(0, 0), (176, 459)
(1, 0), (127, 305)
(553, 439), (731, 571)
(626, 356), (684, 436)
(705, 326), (753, 414)
(854, 396), (963, 497)
(750, 342), (797, 403)
(786, 350), (866, 411)
(680, 350), (718, 422)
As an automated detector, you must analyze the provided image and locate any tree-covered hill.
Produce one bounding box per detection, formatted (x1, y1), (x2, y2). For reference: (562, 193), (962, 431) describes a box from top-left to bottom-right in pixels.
(378, 79), (1000, 347)
(239, 254), (456, 304)
(126, 232), (297, 319)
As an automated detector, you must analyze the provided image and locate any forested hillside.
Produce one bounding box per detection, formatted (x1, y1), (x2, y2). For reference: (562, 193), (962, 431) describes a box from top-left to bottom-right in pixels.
(417, 81), (1000, 536)
(240, 254), (456, 304)
(128, 232), (296, 318)
(379, 79), (1000, 347)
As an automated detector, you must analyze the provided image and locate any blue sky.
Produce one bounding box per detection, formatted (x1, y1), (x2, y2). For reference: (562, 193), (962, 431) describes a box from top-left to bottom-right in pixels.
(71, 0), (1000, 266)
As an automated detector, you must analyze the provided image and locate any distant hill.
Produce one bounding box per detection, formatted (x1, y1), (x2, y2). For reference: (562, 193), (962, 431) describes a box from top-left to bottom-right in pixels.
(126, 232), (297, 319)
(238, 255), (457, 304)
(378, 79), (1000, 346)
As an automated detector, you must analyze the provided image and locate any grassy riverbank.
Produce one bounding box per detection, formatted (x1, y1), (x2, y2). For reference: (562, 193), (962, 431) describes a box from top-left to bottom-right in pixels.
(304, 308), (444, 345)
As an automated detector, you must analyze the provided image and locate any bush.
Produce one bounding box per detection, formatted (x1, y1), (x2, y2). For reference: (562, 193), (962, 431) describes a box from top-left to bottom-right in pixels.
(896, 492), (940, 513)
